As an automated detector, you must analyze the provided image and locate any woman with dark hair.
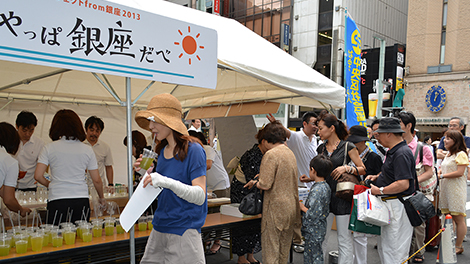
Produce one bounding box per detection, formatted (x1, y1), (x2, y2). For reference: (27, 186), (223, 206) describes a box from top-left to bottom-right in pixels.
(229, 128), (267, 264)
(314, 112), (366, 264)
(135, 94), (207, 264)
(34, 109), (105, 224)
(123, 130), (149, 159)
(245, 121), (300, 264)
(0, 122), (32, 216)
(438, 130), (468, 254)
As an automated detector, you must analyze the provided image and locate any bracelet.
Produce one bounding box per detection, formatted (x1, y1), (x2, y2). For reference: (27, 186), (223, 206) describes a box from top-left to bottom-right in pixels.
(440, 174), (444, 179)
(108, 183), (114, 186)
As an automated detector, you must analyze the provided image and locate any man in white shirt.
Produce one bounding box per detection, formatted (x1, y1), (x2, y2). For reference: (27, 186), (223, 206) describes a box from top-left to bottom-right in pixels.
(188, 119), (202, 132)
(267, 112), (318, 188)
(14, 111), (45, 192)
(84, 116), (114, 191)
(267, 111), (318, 253)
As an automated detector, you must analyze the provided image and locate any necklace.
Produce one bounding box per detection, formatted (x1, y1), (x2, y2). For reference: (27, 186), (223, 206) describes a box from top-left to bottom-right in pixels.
(326, 139), (341, 156)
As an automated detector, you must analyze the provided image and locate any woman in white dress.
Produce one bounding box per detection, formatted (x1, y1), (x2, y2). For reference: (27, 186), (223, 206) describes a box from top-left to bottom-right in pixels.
(438, 130), (469, 254)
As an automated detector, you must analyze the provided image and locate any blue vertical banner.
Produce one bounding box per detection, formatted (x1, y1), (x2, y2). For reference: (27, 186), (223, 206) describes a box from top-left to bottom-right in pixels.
(344, 15), (366, 127)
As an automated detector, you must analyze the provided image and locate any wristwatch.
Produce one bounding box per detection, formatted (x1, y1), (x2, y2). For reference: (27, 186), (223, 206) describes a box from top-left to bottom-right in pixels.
(440, 174), (444, 179)
(379, 187), (385, 195)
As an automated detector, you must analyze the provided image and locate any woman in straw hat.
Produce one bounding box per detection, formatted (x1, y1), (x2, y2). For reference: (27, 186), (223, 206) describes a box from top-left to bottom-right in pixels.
(135, 93), (207, 264)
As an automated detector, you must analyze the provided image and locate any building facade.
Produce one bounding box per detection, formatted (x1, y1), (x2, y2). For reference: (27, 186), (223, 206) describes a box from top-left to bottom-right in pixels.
(168, 0), (409, 126)
(404, 0), (470, 137)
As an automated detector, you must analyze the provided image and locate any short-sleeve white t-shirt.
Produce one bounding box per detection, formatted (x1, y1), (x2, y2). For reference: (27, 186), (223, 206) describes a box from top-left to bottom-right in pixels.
(84, 139), (113, 185)
(38, 138), (98, 201)
(0, 147), (20, 188)
(203, 145), (230, 191)
(14, 135), (45, 189)
(287, 130), (318, 188)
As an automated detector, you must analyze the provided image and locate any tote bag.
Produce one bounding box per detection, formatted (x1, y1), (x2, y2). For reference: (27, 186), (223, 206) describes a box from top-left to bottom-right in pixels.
(357, 189), (391, 226)
(349, 185), (381, 235)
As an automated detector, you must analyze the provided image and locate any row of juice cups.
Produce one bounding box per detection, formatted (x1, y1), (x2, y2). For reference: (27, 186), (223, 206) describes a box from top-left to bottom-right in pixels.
(0, 217), (134, 256)
(137, 215), (154, 232)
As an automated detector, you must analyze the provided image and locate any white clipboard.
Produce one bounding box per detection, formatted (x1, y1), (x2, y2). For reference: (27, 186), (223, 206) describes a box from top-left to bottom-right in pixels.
(119, 173), (162, 232)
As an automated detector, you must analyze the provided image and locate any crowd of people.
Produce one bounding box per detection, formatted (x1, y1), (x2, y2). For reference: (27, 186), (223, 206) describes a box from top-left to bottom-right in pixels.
(0, 110), (117, 224)
(1, 93), (469, 264)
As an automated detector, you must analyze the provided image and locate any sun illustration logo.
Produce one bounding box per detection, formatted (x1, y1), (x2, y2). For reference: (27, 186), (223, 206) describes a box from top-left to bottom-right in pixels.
(174, 26), (204, 65)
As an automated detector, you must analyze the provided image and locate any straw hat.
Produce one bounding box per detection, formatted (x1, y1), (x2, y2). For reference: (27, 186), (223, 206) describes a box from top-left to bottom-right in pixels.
(135, 93), (189, 135)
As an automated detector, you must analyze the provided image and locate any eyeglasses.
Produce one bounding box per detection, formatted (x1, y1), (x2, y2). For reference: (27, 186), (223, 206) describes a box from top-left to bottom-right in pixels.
(448, 124), (460, 128)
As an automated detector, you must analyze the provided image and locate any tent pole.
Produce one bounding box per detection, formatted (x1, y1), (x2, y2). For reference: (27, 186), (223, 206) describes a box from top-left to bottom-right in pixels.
(92, 73), (124, 105)
(132, 81), (155, 105)
(126, 77), (136, 264)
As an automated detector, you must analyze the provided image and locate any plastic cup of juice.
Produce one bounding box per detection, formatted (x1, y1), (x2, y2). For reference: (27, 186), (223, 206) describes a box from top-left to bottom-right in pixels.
(138, 216), (147, 232)
(7, 230), (16, 248)
(0, 235), (11, 256)
(14, 234), (28, 254)
(40, 224), (52, 245)
(75, 220), (87, 239)
(31, 233), (44, 252)
(116, 220), (125, 234)
(51, 231), (63, 248)
(47, 226), (59, 245)
(92, 220), (103, 238)
(41, 231), (49, 247)
(147, 215), (154, 230)
(82, 223), (93, 243)
(104, 219), (115, 236)
(15, 240), (27, 254)
(0, 244), (10, 256)
(140, 149), (157, 170)
(63, 227), (76, 245)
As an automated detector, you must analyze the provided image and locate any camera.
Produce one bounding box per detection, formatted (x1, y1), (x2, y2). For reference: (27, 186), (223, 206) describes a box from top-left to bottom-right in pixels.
(363, 179), (372, 188)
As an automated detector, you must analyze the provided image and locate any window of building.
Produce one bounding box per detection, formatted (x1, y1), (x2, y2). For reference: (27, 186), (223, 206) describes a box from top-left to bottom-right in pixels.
(225, 0), (292, 49)
(440, 0), (448, 64)
(316, 0), (333, 78)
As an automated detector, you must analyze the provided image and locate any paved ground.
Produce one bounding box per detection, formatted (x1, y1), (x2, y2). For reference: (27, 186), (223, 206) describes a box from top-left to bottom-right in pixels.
(206, 185), (470, 263)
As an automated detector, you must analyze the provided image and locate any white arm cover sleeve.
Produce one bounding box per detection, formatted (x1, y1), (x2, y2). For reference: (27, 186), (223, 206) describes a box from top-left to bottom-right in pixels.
(150, 172), (206, 206)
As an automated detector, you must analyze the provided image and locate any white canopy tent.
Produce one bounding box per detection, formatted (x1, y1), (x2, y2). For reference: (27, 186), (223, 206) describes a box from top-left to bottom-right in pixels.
(0, 1), (344, 262)
(1, 0), (345, 111)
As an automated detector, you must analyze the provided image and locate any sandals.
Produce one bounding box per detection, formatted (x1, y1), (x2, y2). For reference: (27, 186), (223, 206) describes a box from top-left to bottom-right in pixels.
(456, 246), (464, 255)
(412, 256), (424, 263)
(206, 242), (221, 255)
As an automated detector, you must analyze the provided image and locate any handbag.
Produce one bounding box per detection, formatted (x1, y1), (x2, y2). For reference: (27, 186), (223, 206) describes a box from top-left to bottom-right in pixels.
(348, 185), (381, 235)
(357, 189), (391, 226)
(398, 191), (436, 227)
(336, 142), (360, 202)
(414, 142), (438, 195)
(239, 188), (263, 215)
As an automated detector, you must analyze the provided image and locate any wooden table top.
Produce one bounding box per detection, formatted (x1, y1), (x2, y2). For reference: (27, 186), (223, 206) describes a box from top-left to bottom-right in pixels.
(0, 213), (260, 260)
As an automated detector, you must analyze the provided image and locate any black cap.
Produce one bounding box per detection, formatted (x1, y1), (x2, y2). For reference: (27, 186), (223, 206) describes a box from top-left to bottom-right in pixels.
(375, 117), (405, 133)
(347, 125), (370, 143)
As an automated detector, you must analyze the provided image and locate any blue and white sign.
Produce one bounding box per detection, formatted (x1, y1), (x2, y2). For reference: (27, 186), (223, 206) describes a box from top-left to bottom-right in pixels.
(344, 15), (366, 127)
(0, 0), (218, 89)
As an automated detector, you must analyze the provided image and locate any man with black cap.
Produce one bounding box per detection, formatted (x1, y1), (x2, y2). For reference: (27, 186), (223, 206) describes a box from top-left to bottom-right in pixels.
(365, 117), (416, 264)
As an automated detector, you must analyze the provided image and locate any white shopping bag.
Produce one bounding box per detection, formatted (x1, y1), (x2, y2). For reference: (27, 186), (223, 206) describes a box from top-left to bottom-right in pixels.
(357, 189), (390, 226)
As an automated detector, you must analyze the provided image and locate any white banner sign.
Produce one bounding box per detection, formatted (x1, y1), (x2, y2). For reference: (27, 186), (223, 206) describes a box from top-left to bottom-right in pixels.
(0, 0), (217, 89)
